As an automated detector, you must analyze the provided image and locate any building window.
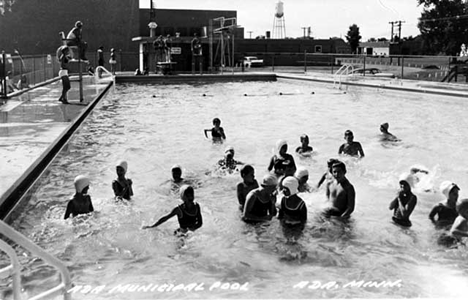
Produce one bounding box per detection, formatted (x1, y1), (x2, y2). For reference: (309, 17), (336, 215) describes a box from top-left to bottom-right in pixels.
(315, 45), (322, 53)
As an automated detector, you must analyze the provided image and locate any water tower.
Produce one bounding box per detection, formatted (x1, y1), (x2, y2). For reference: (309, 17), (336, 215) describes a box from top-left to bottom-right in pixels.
(272, 0), (286, 39)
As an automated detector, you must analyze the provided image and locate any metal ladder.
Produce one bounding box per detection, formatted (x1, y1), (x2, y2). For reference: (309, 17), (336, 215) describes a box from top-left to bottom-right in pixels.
(0, 220), (72, 300)
(333, 63), (355, 88)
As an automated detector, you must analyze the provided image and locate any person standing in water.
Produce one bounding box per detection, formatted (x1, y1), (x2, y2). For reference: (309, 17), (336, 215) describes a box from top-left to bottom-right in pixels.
(323, 161), (355, 218)
(268, 139), (297, 177)
(64, 175), (94, 219)
(142, 185), (203, 235)
(338, 130), (365, 158)
(242, 174), (278, 223)
(429, 181), (460, 229)
(295, 134), (313, 155)
(112, 160), (134, 200)
(204, 117), (226, 142)
(237, 164), (259, 211)
(389, 173), (417, 227)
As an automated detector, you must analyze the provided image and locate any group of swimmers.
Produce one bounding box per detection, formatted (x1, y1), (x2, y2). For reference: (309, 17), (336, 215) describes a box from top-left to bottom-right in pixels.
(64, 118), (468, 246)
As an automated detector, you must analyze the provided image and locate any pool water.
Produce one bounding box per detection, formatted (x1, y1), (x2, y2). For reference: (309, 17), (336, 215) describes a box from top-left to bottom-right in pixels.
(2, 79), (468, 299)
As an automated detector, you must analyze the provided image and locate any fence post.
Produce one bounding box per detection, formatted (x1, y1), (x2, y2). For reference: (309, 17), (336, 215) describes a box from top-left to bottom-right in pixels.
(401, 57), (404, 79)
(271, 53), (274, 71)
(1, 51), (7, 99)
(363, 55), (366, 76)
(304, 50), (307, 73)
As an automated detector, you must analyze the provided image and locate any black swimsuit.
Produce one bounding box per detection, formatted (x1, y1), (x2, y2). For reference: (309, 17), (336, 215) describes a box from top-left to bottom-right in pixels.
(177, 203), (201, 230)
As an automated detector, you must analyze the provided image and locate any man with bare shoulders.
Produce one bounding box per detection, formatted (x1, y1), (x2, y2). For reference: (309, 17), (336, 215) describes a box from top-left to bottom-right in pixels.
(323, 161), (355, 218)
(338, 130), (364, 158)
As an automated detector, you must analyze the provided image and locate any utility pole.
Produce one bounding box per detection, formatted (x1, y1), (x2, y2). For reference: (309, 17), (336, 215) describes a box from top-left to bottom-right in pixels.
(389, 21), (395, 42)
(396, 20), (405, 41)
(389, 20), (405, 42)
(247, 31), (253, 39)
(301, 27), (307, 38)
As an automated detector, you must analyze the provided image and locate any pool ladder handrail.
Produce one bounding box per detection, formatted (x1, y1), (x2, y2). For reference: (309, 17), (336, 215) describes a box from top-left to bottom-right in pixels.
(333, 63), (355, 88)
(0, 220), (72, 300)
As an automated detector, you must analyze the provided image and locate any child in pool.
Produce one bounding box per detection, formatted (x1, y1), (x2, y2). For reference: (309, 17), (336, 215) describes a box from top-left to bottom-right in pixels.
(294, 167), (311, 193)
(268, 139), (297, 177)
(316, 158), (341, 189)
(338, 130), (365, 158)
(295, 134), (313, 155)
(429, 181), (459, 229)
(242, 174), (278, 223)
(217, 146), (243, 173)
(278, 176), (307, 228)
(237, 164), (259, 211)
(389, 173), (417, 227)
(204, 117), (226, 142)
(112, 160), (134, 200)
(379, 122), (400, 142)
(449, 198), (468, 241)
(142, 185), (203, 234)
(323, 161), (355, 218)
(64, 175), (94, 219)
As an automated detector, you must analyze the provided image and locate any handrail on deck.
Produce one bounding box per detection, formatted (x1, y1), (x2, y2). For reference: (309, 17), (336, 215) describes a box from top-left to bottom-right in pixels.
(333, 63), (355, 88)
(0, 220), (72, 300)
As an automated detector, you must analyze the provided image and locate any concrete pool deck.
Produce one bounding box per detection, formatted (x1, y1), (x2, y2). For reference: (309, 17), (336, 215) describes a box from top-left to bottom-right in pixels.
(0, 76), (113, 219)
(1, 72), (467, 220)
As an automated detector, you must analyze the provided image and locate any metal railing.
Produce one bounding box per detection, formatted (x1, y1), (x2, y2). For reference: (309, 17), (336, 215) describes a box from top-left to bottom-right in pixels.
(0, 220), (72, 300)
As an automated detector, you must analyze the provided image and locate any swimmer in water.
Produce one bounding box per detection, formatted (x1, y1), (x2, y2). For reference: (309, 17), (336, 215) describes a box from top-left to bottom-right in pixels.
(323, 161), (355, 218)
(278, 176), (307, 228)
(449, 198), (468, 241)
(294, 167), (311, 193)
(237, 164), (259, 211)
(316, 158), (341, 189)
(295, 134), (313, 155)
(338, 130), (365, 158)
(142, 185), (203, 234)
(429, 181), (460, 229)
(217, 146), (243, 173)
(64, 175), (94, 219)
(389, 173), (417, 227)
(268, 139), (297, 177)
(242, 174), (278, 223)
(204, 117), (226, 142)
(112, 160), (134, 200)
(379, 122), (400, 143)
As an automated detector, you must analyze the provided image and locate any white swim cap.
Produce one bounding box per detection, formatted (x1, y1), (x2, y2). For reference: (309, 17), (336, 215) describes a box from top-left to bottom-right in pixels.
(74, 175), (90, 193)
(276, 139), (288, 154)
(440, 181), (459, 198)
(398, 172), (414, 187)
(294, 167), (309, 179)
(282, 176), (299, 195)
(116, 160), (128, 172)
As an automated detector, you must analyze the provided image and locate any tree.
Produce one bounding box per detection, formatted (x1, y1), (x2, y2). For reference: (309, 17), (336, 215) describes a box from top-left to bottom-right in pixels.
(345, 24), (361, 54)
(417, 0), (468, 55)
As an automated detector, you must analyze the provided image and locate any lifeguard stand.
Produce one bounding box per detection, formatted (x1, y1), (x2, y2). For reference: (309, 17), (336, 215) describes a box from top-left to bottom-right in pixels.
(59, 32), (85, 102)
(213, 17), (238, 73)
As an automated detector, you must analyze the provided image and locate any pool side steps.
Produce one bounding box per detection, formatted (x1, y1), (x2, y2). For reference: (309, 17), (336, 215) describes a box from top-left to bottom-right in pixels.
(0, 80), (114, 221)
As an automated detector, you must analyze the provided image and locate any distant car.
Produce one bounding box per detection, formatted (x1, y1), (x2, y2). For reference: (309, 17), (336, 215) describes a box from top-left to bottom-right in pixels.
(243, 56), (264, 68)
(349, 67), (395, 78)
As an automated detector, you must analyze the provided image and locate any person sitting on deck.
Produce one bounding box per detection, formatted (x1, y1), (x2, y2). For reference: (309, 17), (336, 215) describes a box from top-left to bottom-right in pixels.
(65, 21), (88, 61)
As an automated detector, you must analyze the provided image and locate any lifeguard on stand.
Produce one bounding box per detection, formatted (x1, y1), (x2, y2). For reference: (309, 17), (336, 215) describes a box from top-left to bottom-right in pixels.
(191, 33), (203, 74)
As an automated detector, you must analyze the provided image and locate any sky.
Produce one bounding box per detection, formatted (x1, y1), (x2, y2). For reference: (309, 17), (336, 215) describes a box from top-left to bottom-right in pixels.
(139, 0), (424, 40)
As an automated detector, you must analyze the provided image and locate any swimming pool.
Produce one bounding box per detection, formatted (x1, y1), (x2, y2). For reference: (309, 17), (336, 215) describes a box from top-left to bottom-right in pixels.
(2, 79), (468, 299)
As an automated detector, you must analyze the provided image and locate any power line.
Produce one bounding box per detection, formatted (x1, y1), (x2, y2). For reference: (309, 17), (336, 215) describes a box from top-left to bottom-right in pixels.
(419, 14), (468, 23)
